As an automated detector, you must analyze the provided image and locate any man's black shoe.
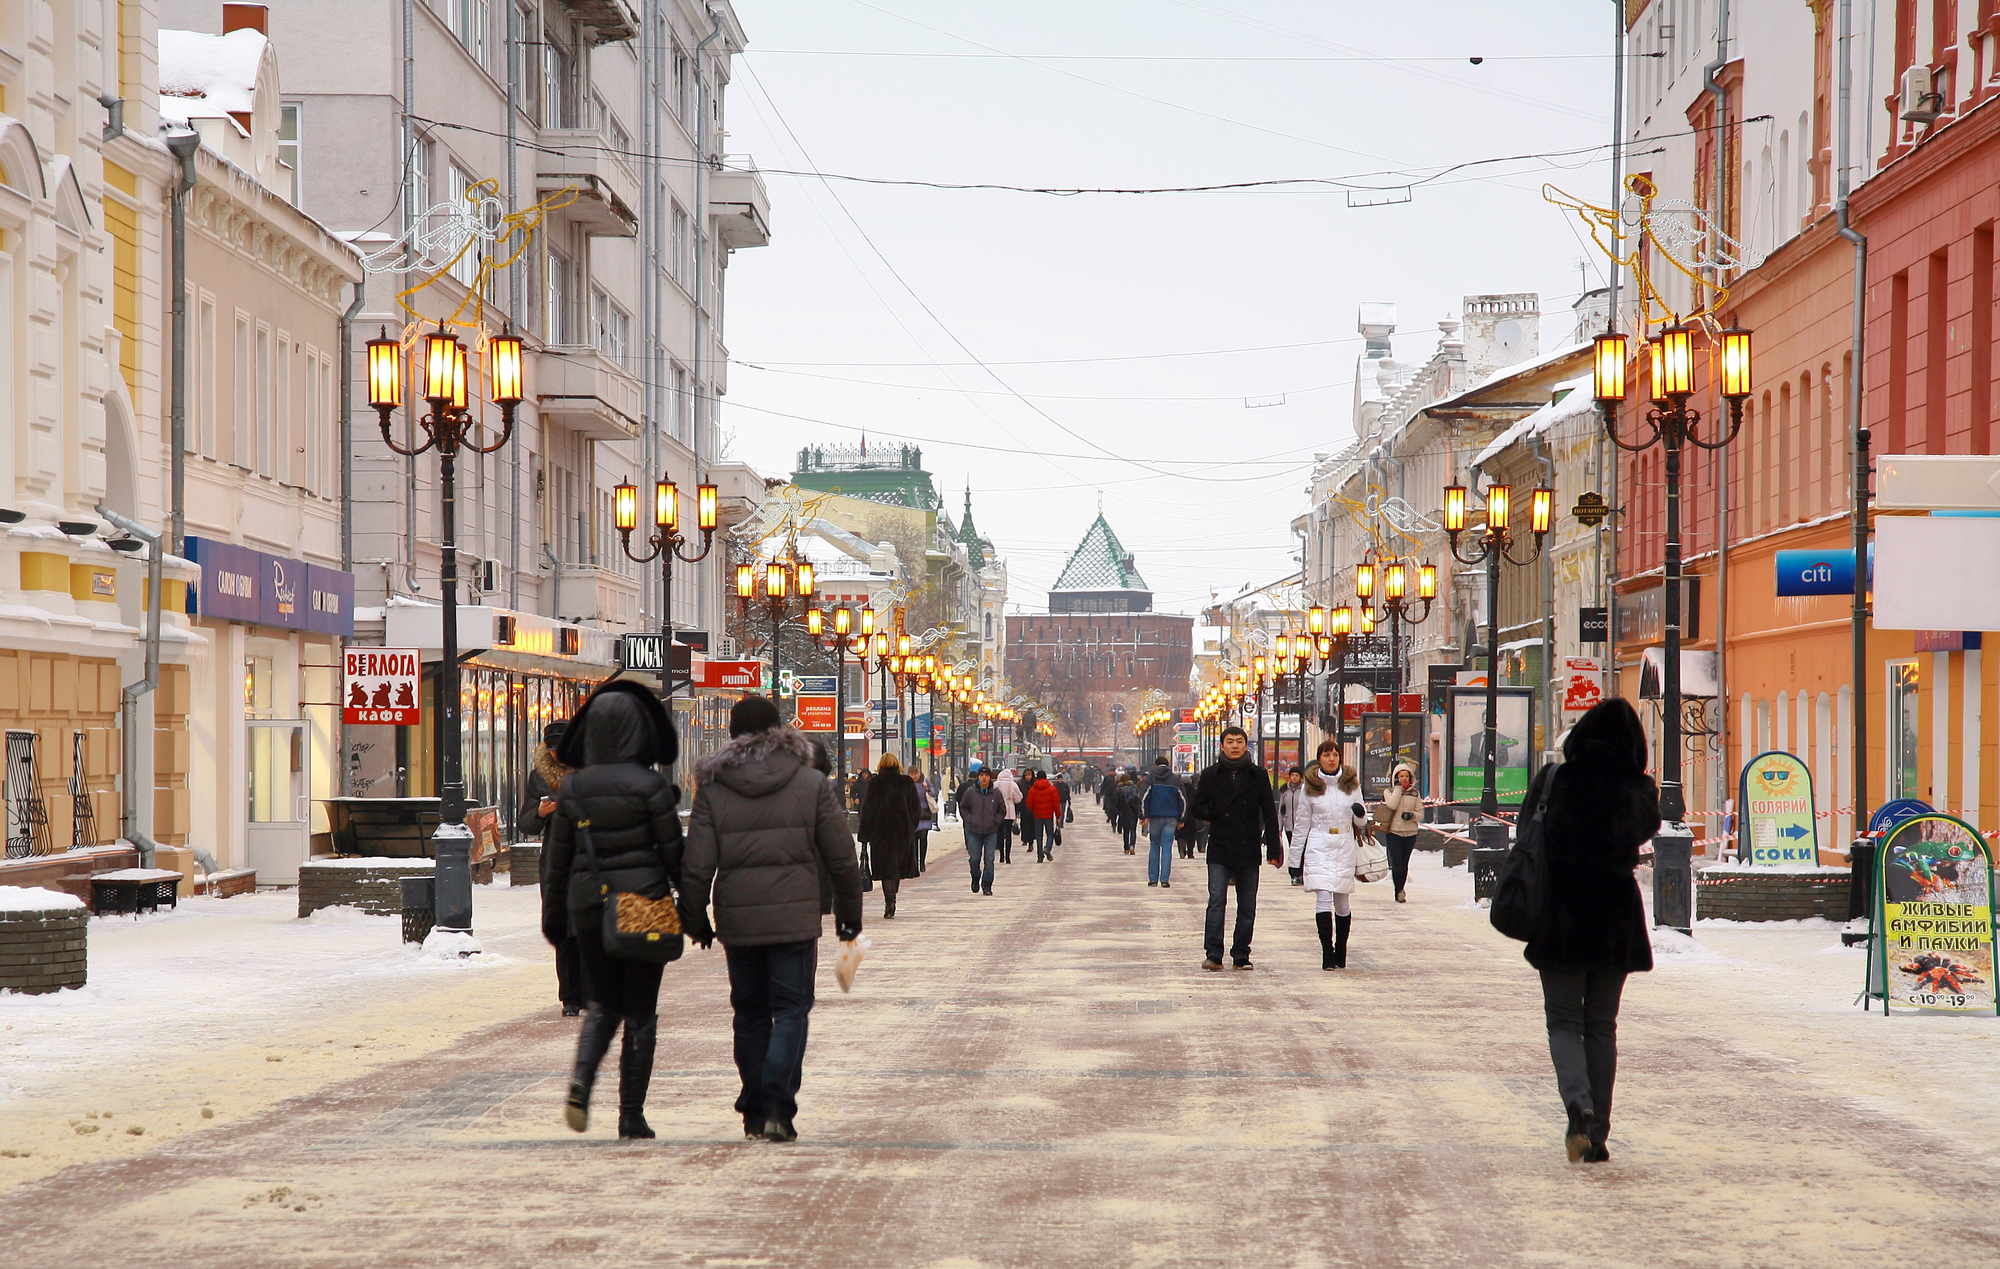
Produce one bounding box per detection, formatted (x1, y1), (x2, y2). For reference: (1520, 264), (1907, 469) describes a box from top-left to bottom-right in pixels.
(763, 1117), (798, 1143)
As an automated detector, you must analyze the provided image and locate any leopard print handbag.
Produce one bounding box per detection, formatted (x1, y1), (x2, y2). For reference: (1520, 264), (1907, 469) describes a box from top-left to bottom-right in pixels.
(579, 820), (685, 965)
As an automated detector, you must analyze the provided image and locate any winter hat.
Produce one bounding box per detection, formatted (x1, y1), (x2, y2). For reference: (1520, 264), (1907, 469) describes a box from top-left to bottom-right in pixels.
(542, 720), (568, 746)
(729, 695), (782, 737)
(969, 758), (983, 772)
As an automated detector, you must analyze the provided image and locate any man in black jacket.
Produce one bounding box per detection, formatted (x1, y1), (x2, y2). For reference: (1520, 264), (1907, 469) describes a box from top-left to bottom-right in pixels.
(1186, 726), (1283, 970)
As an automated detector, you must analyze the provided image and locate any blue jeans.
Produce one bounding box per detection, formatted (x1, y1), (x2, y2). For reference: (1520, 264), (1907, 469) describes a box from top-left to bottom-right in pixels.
(1205, 862), (1262, 965)
(1147, 821), (1175, 883)
(965, 830), (998, 889)
(724, 939), (818, 1124)
(1035, 818), (1058, 860)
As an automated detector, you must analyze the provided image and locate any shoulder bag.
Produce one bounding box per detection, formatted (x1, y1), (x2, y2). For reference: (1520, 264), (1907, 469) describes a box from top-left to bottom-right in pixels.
(578, 818), (684, 965)
(1489, 772), (1555, 942)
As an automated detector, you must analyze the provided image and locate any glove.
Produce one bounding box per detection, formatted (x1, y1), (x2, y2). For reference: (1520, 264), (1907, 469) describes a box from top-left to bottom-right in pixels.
(836, 922), (862, 943)
(541, 920), (566, 948)
(677, 899), (716, 950)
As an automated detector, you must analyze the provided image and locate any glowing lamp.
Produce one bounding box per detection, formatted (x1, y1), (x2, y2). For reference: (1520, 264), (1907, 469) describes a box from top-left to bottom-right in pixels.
(1385, 560), (1407, 601)
(1356, 560), (1375, 600)
(1648, 336), (1669, 406)
(1658, 324), (1695, 399)
(1530, 487), (1555, 536)
(1592, 332), (1627, 403)
(1443, 484), (1467, 534)
(861, 608), (876, 636)
(797, 561), (815, 597)
(1309, 605), (1326, 635)
(1417, 562), (1438, 600)
(613, 481), (639, 533)
(366, 329), (402, 408)
(807, 608), (823, 637)
(833, 607), (852, 636)
(489, 330), (523, 405)
(735, 563), (754, 599)
(424, 330), (458, 402)
(1331, 605), (1353, 635)
(656, 480), (678, 530)
(1487, 484), (1512, 533)
(1719, 324), (1754, 401)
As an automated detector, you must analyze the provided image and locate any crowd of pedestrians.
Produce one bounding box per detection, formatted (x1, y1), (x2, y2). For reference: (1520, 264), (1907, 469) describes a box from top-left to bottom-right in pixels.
(531, 680), (1655, 1166)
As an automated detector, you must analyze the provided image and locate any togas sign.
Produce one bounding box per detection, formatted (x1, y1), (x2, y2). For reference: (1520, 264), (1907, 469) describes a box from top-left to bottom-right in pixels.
(1737, 751), (1818, 865)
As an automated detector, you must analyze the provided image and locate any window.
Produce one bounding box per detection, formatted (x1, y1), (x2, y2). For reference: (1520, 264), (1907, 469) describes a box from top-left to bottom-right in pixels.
(1888, 660), (1921, 800)
(448, 165), (480, 287)
(590, 286), (628, 366)
(670, 202), (688, 287)
(303, 353), (318, 491)
(546, 248), (574, 344)
(671, 363), (689, 443)
(198, 298), (215, 455)
(255, 325), (272, 476)
(542, 26), (576, 129)
(277, 334), (292, 483)
(233, 316), (251, 467)
(450, 0), (488, 68)
(410, 134), (433, 223)
(517, 1), (539, 121)
(672, 39), (689, 123)
(278, 103), (300, 205)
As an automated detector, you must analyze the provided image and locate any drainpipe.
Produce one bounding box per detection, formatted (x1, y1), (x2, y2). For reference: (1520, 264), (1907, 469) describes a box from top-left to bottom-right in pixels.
(1836, 0), (1871, 850)
(337, 280), (364, 796)
(693, 8), (724, 638)
(98, 504), (161, 868)
(1530, 432), (1558, 756)
(164, 129), (199, 556)
(543, 543), (565, 624)
(1705, 0), (1732, 823)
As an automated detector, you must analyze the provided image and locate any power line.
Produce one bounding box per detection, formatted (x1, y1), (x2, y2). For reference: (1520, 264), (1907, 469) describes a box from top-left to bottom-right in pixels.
(750, 50), (1645, 63)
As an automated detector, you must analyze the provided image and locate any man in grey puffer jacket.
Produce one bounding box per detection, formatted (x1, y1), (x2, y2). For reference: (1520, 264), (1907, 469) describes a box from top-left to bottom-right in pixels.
(680, 696), (864, 1143)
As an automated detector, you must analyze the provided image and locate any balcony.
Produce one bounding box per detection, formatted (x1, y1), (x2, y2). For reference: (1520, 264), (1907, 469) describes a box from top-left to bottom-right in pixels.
(534, 346), (640, 440)
(537, 129), (638, 237)
(710, 159), (771, 249)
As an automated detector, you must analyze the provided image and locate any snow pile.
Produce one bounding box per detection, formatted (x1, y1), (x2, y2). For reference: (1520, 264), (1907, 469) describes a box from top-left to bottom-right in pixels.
(304, 904), (395, 926)
(420, 929), (485, 959)
(1650, 927), (1723, 963)
(0, 886), (84, 913)
(157, 28), (266, 126)
(1700, 862), (1852, 877)
(304, 857), (434, 869)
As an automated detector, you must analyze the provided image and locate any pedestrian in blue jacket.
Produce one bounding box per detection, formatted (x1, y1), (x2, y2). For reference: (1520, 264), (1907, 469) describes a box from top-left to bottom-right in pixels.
(1140, 756), (1188, 887)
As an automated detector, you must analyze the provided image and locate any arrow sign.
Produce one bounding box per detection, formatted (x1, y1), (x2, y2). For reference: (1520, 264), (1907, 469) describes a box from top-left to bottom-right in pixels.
(1778, 823), (1810, 840)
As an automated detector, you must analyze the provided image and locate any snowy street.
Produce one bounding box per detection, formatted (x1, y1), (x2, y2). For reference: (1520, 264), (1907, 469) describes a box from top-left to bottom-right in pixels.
(4, 816), (1998, 1268)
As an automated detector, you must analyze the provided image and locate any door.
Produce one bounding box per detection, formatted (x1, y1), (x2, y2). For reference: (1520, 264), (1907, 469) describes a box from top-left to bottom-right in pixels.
(247, 720), (311, 886)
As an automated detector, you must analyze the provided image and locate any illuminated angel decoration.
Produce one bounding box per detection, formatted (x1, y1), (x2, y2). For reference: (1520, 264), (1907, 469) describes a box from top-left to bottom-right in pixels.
(360, 175), (578, 330)
(1545, 174), (1765, 331)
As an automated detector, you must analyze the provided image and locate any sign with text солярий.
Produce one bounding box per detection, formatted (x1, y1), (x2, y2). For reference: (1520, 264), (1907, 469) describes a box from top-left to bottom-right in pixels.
(1737, 751), (1818, 865)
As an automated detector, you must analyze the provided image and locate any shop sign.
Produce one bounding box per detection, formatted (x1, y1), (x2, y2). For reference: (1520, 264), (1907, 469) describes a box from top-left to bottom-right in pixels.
(794, 694), (838, 732)
(1737, 751), (1817, 865)
(619, 634), (666, 670)
(1578, 606), (1608, 643)
(1871, 814), (1999, 1015)
(844, 707), (868, 736)
(794, 676), (837, 695)
(343, 646), (420, 725)
(1774, 548), (1856, 597)
(186, 536), (354, 636)
(1614, 579), (1699, 645)
(1868, 799), (1933, 836)
(699, 660), (763, 689)
(1561, 657), (1603, 715)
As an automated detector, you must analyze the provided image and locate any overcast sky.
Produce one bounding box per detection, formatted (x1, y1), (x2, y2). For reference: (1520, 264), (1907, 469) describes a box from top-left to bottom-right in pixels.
(722, 0), (1618, 616)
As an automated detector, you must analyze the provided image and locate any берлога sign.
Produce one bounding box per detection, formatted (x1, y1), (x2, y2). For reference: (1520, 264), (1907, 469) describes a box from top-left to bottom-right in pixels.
(343, 647), (420, 725)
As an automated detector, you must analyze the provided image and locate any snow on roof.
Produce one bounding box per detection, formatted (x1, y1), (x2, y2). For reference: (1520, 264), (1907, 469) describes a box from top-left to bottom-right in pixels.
(0, 885), (84, 912)
(1471, 375), (1597, 468)
(158, 28), (267, 126)
(1425, 339), (1591, 416)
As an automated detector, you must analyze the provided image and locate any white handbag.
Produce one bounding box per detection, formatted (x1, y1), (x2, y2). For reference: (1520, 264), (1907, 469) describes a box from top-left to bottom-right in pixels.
(1355, 833), (1392, 884)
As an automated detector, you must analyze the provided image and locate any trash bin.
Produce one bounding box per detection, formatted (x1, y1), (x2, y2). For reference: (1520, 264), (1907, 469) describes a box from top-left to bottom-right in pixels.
(1470, 820), (1510, 903)
(400, 875), (436, 945)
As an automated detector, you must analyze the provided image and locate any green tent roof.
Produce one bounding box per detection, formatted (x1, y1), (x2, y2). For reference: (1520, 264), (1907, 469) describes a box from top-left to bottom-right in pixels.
(1051, 514), (1148, 594)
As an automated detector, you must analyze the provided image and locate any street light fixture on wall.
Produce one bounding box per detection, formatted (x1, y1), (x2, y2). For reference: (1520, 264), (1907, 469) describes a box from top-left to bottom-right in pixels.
(366, 324), (522, 939)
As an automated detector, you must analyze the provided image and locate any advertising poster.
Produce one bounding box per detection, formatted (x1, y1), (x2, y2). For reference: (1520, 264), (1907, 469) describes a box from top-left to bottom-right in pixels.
(1737, 751), (1818, 866)
(794, 695), (838, 732)
(343, 646), (420, 725)
(1874, 814), (1998, 1015)
(1560, 656), (1603, 716)
(1447, 687), (1533, 805)
(1358, 713), (1424, 801)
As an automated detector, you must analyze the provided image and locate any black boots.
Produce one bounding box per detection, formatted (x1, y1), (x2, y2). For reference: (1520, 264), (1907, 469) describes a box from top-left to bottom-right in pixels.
(1315, 911), (1335, 970)
(565, 1006), (620, 1132)
(617, 1013), (658, 1139)
(1333, 913), (1352, 969)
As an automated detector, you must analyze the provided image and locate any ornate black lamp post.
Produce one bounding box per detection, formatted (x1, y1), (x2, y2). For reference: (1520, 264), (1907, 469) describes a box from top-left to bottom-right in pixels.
(1592, 322), (1753, 932)
(804, 602), (856, 790)
(1443, 479), (1555, 819)
(734, 551), (815, 703)
(1355, 555), (1436, 796)
(613, 477), (718, 700)
(367, 325), (523, 937)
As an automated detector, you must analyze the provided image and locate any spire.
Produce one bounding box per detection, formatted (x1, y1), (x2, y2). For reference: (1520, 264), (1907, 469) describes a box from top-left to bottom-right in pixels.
(958, 486), (986, 570)
(1051, 513), (1149, 594)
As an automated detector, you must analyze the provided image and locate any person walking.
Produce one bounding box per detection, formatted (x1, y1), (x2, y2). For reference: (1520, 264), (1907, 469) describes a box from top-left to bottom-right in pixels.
(1113, 770), (1141, 853)
(1187, 726), (1282, 970)
(678, 696), (864, 1144)
(1286, 743), (1370, 970)
(958, 766), (1005, 894)
(858, 753), (921, 920)
(913, 771), (937, 873)
(1276, 766), (1306, 887)
(1024, 769), (1063, 861)
(995, 766), (1023, 864)
(518, 720), (583, 1016)
(1525, 698), (1659, 1164)
(849, 768), (870, 814)
(1140, 755), (1187, 887)
(1101, 765), (1119, 823)
(540, 682), (683, 1140)
(1018, 770), (1042, 860)
(1378, 762), (1424, 903)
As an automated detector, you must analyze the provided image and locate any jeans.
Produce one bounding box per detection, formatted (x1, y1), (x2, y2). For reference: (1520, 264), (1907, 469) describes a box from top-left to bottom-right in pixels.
(726, 939), (819, 1125)
(1386, 833), (1417, 893)
(1204, 862), (1262, 965)
(1120, 816), (1138, 850)
(1147, 821), (1176, 883)
(965, 830), (998, 890)
(1538, 966), (1627, 1146)
(1035, 818), (1058, 860)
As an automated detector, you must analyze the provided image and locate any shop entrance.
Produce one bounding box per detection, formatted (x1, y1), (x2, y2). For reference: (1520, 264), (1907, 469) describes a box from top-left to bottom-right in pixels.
(247, 720), (311, 884)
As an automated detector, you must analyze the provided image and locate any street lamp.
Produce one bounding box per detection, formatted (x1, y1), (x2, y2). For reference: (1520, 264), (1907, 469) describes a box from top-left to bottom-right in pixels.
(1356, 551), (1435, 797)
(805, 603), (858, 791)
(367, 324), (521, 939)
(1444, 478), (1554, 819)
(612, 475), (719, 700)
(735, 548), (814, 703)
(1593, 321), (1752, 932)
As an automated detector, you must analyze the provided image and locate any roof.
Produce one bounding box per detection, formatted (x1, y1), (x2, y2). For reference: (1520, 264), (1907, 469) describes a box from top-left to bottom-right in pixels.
(1471, 375), (1597, 467)
(158, 28), (266, 126)
(1051, 514), (1149, 594)
(1422, 339), (1591, 416)
(958, 490), (986, 570)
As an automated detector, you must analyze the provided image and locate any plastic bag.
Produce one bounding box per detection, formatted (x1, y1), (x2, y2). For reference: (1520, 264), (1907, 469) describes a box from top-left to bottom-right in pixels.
(835, 935), (872, 993)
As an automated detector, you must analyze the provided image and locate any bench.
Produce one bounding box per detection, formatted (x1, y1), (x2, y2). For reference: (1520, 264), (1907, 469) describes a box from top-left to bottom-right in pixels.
(88, 868), (186, 916)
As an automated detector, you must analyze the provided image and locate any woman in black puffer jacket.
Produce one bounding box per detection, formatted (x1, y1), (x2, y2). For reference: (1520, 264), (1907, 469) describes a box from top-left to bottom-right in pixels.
(542, 679), (683, 1140)
(1524, 697), (1660, 1165)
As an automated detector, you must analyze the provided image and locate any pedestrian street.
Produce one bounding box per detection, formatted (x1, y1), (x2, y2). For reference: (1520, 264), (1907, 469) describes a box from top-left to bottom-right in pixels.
(4, 814), (1997, 1268)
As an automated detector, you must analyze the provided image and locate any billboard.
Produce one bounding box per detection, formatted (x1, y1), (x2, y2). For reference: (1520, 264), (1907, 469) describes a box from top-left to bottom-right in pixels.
(1446, 686), (1534, 805)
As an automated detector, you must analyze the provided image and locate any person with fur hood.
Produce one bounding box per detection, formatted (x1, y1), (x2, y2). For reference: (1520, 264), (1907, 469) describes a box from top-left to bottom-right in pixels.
(679, 696), (865, 1144)
(1285, 740), (1372, 970)
(518, 720), (583, 1015)
(1377, 762), (1425, 903)
(993, 767), (1023, 864)
(858, 752), (922, 919)
(1524, 697), (1660, 1165)
(540, 681), (684, 1140)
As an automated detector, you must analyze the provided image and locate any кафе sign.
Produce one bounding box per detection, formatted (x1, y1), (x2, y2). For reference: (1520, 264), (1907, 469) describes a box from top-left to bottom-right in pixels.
(184, 536), (355, 635)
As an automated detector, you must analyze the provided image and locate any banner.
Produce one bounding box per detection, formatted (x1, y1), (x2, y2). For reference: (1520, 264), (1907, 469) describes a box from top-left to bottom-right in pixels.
(1872, 814), (1998, 1015)
(1737, 751), (1817, 866)
(1447, 686), (1533, 805)
(794, 694), (838, 732)
(1358, 713), (1423, 801)
(1561, 656), (1603, 716)
(343, 646), (420, 725)
(698, 660), (763, 689)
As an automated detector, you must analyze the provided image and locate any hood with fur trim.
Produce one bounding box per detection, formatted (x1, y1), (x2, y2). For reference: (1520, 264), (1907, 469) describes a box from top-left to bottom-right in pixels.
(532, 744), (571, 792)
(694, 724), (819, 798)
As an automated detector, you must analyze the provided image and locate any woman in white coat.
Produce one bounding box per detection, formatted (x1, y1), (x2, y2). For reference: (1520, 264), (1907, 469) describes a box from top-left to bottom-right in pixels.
(1285, 740), (1370, 969)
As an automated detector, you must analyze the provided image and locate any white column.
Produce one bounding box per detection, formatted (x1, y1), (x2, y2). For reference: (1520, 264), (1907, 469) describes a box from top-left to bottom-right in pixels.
(1934, 652), (1953, 811)
(1776, 691), (1790, 755)
(1964, 649), (1982, 826)
(1836, 685), (1854, 848)
(1815, 692), (1833, 862)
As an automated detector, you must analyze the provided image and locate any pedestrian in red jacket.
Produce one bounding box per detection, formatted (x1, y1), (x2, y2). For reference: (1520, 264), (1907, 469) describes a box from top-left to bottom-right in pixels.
(1024, 773), (1063, 862)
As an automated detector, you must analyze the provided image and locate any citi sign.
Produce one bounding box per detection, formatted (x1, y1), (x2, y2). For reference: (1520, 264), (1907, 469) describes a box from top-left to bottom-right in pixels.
(1774, 548), (1866, 597)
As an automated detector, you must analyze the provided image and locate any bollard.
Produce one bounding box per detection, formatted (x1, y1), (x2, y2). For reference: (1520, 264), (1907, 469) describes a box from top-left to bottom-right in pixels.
(431, 822), (475, 934)
(399, 874), (436, 945)
(1469, 820), (1510, 903)
(1652, 824), (1694, 933)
